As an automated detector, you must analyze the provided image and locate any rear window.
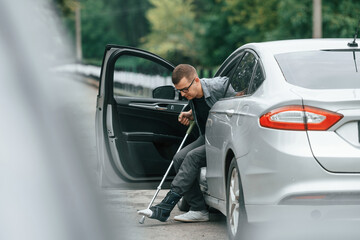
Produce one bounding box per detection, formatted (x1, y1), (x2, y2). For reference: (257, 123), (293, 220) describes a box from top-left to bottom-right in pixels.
(275, 50), (360, 89)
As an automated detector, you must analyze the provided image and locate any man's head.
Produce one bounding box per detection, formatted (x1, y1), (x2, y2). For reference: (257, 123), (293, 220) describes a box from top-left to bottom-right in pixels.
(172, 64), (202, 100)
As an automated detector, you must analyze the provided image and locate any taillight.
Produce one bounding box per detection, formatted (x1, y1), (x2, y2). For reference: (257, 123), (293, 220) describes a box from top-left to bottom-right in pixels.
(259, 105), (343, 131)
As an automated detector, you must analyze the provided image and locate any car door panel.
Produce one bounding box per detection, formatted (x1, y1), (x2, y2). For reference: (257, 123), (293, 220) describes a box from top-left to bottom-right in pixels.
(207, 99), (241, 200)
(206, 50), (259, 200)
(112, 99), (190, 179)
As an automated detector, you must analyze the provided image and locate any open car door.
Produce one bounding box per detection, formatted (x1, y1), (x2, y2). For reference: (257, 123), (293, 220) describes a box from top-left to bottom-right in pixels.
(96, 45), (196, 187)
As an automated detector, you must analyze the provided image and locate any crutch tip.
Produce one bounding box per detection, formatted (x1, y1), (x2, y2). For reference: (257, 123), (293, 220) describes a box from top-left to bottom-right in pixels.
(139, 216), (145, 224)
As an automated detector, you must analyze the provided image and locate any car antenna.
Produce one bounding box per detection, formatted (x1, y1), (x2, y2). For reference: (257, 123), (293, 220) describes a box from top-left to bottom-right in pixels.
(348, 19), (360, 47)
(353, 51), (358, 72)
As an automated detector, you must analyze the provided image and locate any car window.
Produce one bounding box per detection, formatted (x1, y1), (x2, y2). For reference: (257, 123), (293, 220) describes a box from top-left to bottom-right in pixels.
(248, 61), (265, 94)
(227, 52), (256, 97)
(217, 52), (245, 79)
(275, 50), (360, 89)
(113, 55), (173, 98)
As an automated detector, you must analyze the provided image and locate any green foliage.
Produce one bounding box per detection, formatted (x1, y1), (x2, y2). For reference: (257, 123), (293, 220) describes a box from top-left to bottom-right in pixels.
(55, 0), (360, 68)
(195, 0), (233, 67)
(323, 0), (360, 38)
(80, 0), (121, 60)
(265, 0), (360, 40)
(142, 0), (200, 65)
(195, 0), (279, 66)
(224, 0), (279, 42)
(53, 0), (75, 17)
(103, 0), (151, 47)
(266, 0), (312, 40)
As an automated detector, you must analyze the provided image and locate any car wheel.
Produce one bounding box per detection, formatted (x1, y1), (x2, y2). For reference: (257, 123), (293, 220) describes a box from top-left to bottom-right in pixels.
(177, 197), (190, 212)
(226, 158), (248, 240)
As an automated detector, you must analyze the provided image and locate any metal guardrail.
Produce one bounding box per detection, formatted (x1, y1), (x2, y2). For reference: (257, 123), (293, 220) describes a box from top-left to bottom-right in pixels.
(54, 64), (172, 97)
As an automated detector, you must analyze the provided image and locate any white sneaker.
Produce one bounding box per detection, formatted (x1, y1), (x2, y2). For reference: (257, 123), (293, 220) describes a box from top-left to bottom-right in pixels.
(174, 210), (209, 222)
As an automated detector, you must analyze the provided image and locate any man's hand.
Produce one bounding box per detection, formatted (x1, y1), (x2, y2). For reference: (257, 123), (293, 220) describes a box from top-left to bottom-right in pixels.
(178, 110), (194, 126)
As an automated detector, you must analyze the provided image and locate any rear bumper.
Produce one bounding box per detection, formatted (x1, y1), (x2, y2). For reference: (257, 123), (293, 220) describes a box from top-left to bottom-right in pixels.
(246, 204), (360, 222)
(246, 204), (360, 239)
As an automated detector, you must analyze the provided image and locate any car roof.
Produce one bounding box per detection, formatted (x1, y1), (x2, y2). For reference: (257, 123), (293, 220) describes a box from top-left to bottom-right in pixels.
(243, 38), (358, 55)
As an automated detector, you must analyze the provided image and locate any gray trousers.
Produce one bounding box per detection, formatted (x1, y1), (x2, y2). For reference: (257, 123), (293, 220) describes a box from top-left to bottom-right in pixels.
(171, 135), (207, 211)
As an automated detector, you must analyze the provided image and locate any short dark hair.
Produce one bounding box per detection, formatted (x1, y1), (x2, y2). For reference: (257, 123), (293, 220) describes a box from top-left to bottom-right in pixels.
(172, 64), (197, 85)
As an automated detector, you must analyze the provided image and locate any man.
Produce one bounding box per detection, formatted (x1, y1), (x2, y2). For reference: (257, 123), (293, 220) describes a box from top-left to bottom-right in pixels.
(138, 64), (233, 222)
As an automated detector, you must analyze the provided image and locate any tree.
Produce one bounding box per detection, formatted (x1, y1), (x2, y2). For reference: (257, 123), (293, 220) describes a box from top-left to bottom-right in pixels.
(54, 0), (360, 67)
(195, 0), (279, 67)
(142, 0), (200, 65)
(267, 0), (360, 40)
(53, 0), (128, 64)
(80, 0), (122, 61)
(104, 0), (151, 47)
(266, 0), (312, 40)
(322, 0), (360, 38)
(223, 0), (279, 42)
(194, 0), (233, 67)
(53, 0), (75, 17)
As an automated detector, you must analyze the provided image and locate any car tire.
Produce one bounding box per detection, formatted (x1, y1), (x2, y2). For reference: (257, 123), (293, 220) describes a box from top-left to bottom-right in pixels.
(226, 158), (248, 240)
(177, 197), (190, 212)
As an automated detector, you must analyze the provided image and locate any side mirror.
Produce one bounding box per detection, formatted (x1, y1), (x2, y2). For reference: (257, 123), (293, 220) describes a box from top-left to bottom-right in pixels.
(152, 85), (175, 99)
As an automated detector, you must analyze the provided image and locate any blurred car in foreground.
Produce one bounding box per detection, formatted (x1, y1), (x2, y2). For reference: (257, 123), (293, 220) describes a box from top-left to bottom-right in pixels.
(1, 1), (113, 240)
(96, 39), (360, 239)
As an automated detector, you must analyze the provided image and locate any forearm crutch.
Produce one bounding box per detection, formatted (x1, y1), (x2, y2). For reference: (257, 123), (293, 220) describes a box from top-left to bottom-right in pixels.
(139, 121), (195, 224)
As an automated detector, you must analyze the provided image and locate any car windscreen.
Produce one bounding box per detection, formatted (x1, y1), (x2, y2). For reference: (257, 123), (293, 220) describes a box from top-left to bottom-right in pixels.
(275, 50), (360, 89)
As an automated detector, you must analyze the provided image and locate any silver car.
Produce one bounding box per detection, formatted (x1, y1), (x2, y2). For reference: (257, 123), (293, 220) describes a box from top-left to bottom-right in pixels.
(96, 39), (360, 239)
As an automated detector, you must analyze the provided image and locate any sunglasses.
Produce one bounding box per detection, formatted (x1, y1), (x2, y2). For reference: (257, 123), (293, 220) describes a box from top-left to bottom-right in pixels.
(177, 77), (196, 93)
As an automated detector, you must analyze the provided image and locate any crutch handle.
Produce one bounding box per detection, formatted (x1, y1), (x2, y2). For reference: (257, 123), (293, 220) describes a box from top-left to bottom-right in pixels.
(186, 121), (195, 135)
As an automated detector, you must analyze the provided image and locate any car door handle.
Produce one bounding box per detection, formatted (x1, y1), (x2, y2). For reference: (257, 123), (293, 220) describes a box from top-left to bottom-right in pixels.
(154, 105), (167, 110)
(129, 102), (166, 110)
(154, 103), (187, 112)
(226, 109), (235, 117)
(129, 102), (184, 111)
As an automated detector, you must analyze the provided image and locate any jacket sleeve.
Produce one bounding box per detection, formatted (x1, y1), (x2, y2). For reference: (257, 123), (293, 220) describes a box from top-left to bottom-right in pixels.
(212, 76), (230, 100)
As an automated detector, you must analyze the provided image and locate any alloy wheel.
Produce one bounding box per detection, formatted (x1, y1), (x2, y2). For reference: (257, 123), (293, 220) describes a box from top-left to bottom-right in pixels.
(228, 167), (240, 236)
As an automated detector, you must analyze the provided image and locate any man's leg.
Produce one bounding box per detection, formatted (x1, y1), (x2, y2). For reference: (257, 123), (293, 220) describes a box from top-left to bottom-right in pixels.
(182, 180), (206, 211)
(137, 136), (204, 222)
(172, 136), (206, 211)
(171, 145), (209, 222)
(172, 136), (205, 173)
(171, 144), (207, 209)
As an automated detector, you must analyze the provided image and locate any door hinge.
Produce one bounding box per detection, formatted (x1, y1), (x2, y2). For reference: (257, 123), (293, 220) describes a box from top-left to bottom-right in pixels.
(96, 96), (104, 110)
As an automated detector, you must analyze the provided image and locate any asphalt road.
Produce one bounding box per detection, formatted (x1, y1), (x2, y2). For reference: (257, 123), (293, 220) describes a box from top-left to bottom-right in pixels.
(66, 74), (228, 240)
